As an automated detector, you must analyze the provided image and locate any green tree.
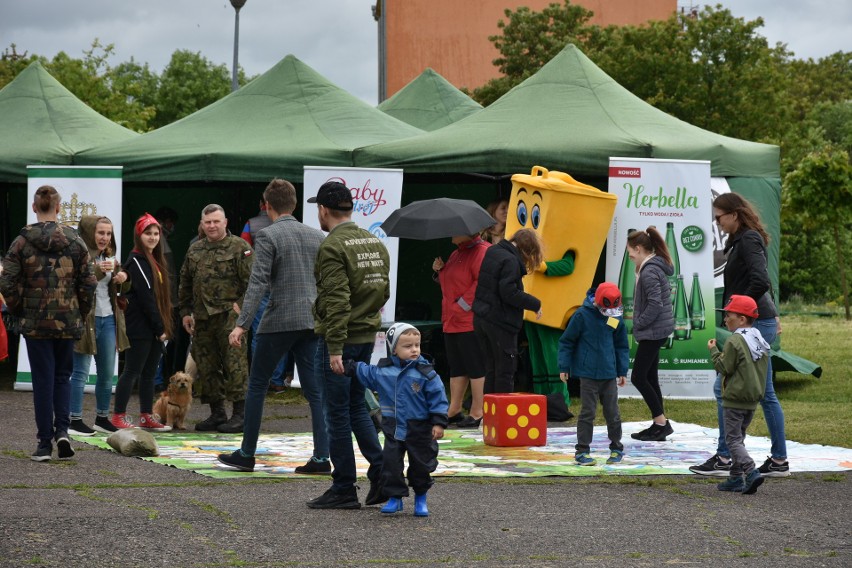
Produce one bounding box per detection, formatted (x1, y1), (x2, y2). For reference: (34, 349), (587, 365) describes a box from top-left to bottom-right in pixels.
(152, 50), (234, 128)
(784, 145), (852, 318)
(0, 44), (40, 88)
(472, 1), (595, 105)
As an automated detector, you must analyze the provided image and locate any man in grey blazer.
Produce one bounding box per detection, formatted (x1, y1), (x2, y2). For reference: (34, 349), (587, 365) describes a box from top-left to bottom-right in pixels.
(217, 179), (329, 474)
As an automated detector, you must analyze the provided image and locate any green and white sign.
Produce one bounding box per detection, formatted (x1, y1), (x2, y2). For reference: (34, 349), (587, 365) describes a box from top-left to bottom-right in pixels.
(15, 166), (123, 391)
(606, 158), (715, 399)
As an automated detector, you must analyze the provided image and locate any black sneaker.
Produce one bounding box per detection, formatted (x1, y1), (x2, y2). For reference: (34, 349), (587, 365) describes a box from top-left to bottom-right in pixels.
(69, 419), (96, 437)
(217, 450), (255, 472)
(55, 433), (75, 459)
(742, 469), (764, 494)
(757, 456), (791, 478)
(294, 457), (332, 475)
(630, 425), (653, 440)
(307, 487), (361, 510)
(31, 440), (52, 462)
(689, 455), (731, 477)
(637, 420), (673, 441)
(365, 479), (388, 506)
(93, 416), (118, 433)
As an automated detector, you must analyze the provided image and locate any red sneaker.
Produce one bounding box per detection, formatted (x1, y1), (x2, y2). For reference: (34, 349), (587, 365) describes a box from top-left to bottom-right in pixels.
(139, 413), (172, 432)
(110, 413), (135, 430)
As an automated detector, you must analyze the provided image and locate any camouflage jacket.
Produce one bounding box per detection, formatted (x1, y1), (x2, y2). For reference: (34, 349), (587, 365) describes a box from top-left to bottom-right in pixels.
(0, 222), (96, 339)
(178, 232), (253, 321)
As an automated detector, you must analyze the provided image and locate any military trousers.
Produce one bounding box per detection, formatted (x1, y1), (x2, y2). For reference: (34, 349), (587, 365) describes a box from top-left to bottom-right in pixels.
(191, 310), (247, 404)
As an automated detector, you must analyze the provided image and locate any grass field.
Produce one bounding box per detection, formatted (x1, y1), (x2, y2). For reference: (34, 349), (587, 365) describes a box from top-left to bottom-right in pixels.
(3, 313), (849, 449)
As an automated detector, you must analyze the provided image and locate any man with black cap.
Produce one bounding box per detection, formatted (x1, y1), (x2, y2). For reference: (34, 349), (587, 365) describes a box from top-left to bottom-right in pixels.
(306, 180), (390, 510)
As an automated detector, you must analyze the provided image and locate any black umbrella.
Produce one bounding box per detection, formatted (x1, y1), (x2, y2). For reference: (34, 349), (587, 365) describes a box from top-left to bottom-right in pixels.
(381, 198), (496, 240)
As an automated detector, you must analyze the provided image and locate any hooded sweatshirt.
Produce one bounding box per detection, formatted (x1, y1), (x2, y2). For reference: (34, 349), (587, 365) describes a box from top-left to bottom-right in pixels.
(0, 221), (96, 339)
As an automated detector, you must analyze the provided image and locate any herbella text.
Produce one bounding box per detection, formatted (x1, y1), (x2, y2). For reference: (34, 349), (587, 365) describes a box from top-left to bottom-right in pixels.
(624, 183), (699, 210)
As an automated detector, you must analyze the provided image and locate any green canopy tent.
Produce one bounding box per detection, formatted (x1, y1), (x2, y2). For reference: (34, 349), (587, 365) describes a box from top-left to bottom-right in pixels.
(0, 61), (138, 250)
(377, 68), (482, 131)
(355, 44), (818, 377)
(74, 54), (424, 273)
(0, 61), (138, 183)
(76, 55), (423, 182)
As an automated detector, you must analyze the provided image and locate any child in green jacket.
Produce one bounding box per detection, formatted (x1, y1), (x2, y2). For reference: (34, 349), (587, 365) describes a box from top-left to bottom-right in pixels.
(708, 295), (770, 495)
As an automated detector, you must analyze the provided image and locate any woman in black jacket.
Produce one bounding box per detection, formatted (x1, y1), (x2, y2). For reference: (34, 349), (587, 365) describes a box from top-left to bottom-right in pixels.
(690, 193), (789, 478)
(473, 228), (543, 396)
(110, 213), (174, 431)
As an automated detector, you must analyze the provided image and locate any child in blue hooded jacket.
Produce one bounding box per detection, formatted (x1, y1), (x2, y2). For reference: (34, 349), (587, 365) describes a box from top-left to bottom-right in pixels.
(558, 283), (629, 466)
(345, 322), (449, 516)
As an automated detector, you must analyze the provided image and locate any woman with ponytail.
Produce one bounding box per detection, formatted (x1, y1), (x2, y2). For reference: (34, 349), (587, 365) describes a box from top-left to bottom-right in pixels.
(110, 213), (173, 431)
(626, 227), (675, 441)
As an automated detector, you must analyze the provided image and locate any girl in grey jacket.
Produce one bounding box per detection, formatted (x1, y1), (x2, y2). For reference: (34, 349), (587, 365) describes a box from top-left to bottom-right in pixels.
(626, 227), (675, 442)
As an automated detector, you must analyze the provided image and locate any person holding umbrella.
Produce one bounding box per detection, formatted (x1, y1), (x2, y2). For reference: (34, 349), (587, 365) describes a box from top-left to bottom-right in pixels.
(432, 233), (490, 428)
(473, 228), (544, 395)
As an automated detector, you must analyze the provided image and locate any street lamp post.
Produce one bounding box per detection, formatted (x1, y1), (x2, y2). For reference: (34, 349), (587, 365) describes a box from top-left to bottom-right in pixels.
(230, 0), (248, 92)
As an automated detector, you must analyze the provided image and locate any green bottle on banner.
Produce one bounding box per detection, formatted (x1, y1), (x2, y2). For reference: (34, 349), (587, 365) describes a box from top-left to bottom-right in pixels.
(673, 274), (691, 340)
(665, 222), (680, 304)
(688, 272), (705, 331)
(618, 228), (636, 334)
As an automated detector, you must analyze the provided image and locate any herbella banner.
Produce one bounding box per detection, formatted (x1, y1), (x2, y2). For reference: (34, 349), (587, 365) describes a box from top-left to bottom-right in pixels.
(302, 166), (402, 326)
(606, 158), (715, 399)
(16, 166), (123, 391)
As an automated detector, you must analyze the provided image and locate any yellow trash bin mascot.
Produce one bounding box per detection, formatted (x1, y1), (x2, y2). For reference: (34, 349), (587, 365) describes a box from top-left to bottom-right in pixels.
(506, 166), (618, 406)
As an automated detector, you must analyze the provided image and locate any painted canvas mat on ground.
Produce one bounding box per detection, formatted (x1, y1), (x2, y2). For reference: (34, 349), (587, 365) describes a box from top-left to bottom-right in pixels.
(82, 421), (852, 480)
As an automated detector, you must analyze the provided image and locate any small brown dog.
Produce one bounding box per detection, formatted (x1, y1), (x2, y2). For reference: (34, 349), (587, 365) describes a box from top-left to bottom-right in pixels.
(153, 371), (194, 430)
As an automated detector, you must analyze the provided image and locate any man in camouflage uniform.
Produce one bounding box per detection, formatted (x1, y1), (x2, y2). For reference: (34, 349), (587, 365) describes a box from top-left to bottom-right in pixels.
(179, 204), (253, 432)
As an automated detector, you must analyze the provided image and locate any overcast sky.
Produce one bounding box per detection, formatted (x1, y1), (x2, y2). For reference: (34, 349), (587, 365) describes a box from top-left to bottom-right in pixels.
(2, 1), (849, 105)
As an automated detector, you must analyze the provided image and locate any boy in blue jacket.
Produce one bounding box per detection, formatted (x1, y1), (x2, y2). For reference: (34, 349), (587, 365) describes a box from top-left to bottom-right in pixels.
(558, 283), (629, 466)
(344, 322), (449, 516)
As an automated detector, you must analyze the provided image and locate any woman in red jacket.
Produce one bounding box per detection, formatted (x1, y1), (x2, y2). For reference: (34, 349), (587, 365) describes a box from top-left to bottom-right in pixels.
(432, 234), (490, 428)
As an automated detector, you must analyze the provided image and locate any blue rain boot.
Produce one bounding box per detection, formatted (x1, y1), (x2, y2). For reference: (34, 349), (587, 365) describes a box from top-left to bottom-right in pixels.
(414, 493), (429, 517)
(381, 497), (404, 515)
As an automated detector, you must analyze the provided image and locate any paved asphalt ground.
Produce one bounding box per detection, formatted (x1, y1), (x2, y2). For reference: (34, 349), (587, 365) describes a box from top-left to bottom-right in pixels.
(0, 388), (848, 567)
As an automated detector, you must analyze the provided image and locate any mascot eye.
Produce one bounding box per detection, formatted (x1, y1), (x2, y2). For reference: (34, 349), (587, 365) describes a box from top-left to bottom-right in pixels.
(516, 201), (528, 226)
(531, 205), (541, 229)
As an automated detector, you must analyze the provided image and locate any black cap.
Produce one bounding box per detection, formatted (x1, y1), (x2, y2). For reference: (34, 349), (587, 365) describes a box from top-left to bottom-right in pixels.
(307, 181), (353, 211)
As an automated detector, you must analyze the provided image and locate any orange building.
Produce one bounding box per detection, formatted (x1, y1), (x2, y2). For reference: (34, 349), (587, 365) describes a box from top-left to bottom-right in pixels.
(376, 0), (676, 101)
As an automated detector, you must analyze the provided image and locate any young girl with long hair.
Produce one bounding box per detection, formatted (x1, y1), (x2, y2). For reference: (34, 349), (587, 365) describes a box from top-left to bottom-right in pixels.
(473, 228), (544, 395)
(110, 213), (173, 431)
(68, 216), (130, 435)
(626, 226), (675, 441)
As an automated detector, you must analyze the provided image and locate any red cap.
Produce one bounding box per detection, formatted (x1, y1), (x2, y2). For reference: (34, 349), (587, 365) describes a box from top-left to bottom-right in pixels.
(594, 282), (622, 309)
(135, 213), (159, 236)
(721, 295), (759, 318)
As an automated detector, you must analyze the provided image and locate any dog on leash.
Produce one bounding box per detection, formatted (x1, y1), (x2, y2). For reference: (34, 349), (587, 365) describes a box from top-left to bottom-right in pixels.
(153, 371), (194, 430)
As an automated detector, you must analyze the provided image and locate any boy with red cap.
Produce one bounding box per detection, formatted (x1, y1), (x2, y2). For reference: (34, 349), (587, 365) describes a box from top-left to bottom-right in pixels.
(557, 282), (629, 466)
(709, 294), (770, 494)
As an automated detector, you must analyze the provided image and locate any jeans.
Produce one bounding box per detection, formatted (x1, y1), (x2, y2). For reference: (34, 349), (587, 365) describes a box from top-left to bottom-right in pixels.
(318, 340), (383, 492)
(25, 337), (74, 442)
(242, 330), (327, 458)
(70, 316), (117, 419)
(724, 407), (756, 476)
(251, 294), (287, 385)
(715, 317), (787, 460)
(114, 337), (162, 415)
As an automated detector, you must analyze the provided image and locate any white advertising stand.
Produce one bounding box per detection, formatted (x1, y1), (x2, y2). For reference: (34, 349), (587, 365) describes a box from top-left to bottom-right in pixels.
(288, 166), (403, 387)
(14, 166), (123, 391)
(606, 158), (716, 399)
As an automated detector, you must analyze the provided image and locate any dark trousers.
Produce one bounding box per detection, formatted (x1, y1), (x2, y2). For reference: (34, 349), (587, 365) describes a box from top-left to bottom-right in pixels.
(381, 418), (438, 497)
(630, 338), (666, 418)
(318, 340), (383, 492)
(114, 337), (162, 414)
(575, 378), (623, 454)
(25, 337), (74, 442)
(474, 319), (518, 394)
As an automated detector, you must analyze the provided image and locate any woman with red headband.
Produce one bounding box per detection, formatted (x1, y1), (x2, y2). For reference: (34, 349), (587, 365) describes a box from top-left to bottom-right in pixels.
(110, 213), (174, 431)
